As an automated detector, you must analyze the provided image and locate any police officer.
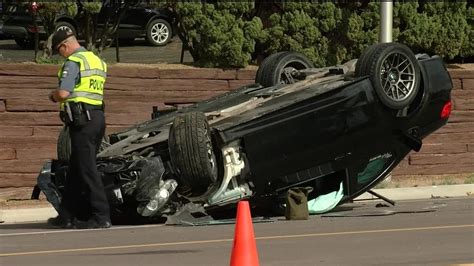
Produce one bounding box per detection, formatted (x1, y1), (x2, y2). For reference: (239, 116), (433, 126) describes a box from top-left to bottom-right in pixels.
(48, 28), (111, 229)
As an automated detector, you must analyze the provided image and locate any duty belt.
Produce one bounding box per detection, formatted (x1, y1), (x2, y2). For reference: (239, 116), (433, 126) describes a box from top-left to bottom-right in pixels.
(82, 103), (104, 111)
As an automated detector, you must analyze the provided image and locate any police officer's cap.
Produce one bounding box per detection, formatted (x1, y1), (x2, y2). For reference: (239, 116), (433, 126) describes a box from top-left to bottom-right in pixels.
(52, 28), (75, 54)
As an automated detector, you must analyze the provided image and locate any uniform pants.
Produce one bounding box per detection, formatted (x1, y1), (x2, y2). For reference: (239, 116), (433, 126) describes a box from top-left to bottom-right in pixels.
(60, 109), (110, 222)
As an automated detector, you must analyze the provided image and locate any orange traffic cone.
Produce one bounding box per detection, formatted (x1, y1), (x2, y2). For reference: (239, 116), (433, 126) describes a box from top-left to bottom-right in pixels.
(230, 201), (260, 266)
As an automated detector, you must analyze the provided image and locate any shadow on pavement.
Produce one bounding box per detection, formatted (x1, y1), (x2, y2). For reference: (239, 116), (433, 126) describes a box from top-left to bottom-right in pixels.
(0, 222), (50, 230)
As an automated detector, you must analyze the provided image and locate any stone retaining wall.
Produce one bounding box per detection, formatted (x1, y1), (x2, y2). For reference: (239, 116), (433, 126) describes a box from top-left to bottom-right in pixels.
(0, 63), (472, 188)
(391, 68), (474, 176)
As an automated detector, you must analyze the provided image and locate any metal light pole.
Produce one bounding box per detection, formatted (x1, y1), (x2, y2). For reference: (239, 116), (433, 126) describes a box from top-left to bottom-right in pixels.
(380, 1), (393, 43)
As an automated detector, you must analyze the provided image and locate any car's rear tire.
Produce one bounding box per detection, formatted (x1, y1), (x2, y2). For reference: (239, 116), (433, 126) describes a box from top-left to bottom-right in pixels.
(169, 112), (218, 197)
(146, 19), (172, 46)
(255, 51), (286, 86)
(358, 43), (421, 109)
(256, 51), (314, 87)
(57, 126), (110, 162)
(355, 43), (398, 78)
(57, 126), (71, 162)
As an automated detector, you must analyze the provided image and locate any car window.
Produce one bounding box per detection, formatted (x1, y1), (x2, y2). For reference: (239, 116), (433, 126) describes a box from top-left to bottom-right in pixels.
(4, 2), (28, 15)
(356, 153), (394, 188)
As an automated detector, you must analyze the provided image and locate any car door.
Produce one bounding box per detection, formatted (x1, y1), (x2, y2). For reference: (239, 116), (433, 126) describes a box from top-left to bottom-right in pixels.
(117, 3), (148, 32)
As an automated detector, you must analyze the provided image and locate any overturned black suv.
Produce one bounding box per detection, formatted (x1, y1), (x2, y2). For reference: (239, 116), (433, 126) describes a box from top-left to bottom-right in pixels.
(34, 43), (452, 222)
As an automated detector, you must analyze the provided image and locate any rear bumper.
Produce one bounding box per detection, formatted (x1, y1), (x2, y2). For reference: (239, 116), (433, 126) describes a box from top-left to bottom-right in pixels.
(3, 24), (46, 38)
(2, 25), (28, 38)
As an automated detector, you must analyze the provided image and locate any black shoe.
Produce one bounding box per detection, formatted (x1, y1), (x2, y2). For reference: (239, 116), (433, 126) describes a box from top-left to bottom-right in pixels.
(47, 216), (74, 229)
(75, 218), (112, 229)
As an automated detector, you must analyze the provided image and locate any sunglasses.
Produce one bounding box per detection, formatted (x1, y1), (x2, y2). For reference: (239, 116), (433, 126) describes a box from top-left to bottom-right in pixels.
(54, 42), (67, 55)
(59, 42), (67, 50)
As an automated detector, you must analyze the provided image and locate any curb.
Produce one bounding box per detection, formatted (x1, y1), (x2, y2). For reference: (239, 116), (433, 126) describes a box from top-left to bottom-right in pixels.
(0, 207), (58, 224)
(355, 184), (474, 201)
(1, 184), (473, 224)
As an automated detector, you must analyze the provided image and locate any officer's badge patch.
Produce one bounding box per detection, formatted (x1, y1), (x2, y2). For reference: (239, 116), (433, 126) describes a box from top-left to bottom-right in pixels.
(62, 70), (68, 78)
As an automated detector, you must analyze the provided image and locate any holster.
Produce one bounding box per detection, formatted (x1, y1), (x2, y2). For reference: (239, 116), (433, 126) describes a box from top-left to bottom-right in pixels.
(60, 102), (90, 127)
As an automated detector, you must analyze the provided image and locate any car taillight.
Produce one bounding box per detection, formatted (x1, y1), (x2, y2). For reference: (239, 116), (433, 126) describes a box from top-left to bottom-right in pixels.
(440, 100), (452, 119)
(30, 2), (38, 12)
(27, 25), (39, 33)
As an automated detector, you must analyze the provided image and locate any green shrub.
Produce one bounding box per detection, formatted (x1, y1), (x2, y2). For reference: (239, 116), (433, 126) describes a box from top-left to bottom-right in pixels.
(30, 1), (77, 61)
(438, 177), (457, 186)
(33, 0), (78, 36)
(397, 2), (471, 60)
(173, 2), (264, 67)
(464, 175), (474, 184)
(155, 1), (473, 67)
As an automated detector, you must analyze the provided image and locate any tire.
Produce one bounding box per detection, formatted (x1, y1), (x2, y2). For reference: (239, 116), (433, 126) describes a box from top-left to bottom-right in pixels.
(55, 21), (76, 36)
(57, 126), (71, 162)
(168, 112), (218, 196)
(255, 51), (286, 85)
(257, 51), (314, 87)
(57, 126), (110, 162)
(355, 42), (396, 77)
(355, 44), (378, 77)
(364, 43), (421, 109)
(146, 19), (172, 46)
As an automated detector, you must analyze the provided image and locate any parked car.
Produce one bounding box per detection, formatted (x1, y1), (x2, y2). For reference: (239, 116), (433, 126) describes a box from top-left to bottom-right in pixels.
(2, 1), (175, 49)
(101, 3), (176, 46)
(34, 43), (453, 223)
(1, 1), (78, 48)
(0, 18), (8, 40)
(0, 1), (5, 39)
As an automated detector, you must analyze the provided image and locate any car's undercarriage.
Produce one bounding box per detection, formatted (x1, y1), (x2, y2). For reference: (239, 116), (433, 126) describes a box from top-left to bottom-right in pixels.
(33, 42), (452, 223)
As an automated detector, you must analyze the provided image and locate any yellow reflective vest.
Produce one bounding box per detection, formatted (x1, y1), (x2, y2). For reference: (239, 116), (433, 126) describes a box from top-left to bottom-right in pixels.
(58, 51), (107, 110)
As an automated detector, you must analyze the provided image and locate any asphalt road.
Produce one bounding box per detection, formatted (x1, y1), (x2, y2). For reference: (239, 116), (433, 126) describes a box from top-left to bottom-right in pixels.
(1, 198), (473, 266)
(0, 38), (193, 64)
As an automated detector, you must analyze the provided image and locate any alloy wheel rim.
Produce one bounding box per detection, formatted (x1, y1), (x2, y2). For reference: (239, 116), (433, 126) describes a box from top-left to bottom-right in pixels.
(280, 67), (297, 84)
(279, 61), (308, 84)
(57, 25), (72, 33)
(205, 128), (216, 177)
(151, 23), (169, 44)
(379, 52), (416, 102)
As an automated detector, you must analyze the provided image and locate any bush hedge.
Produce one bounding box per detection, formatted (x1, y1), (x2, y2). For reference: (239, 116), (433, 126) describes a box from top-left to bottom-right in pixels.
(157, 1), (472, 68)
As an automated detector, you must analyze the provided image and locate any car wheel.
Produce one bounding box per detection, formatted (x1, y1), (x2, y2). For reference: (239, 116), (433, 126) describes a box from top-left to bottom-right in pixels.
(255, 51), (286, 86)
(364, 43), (421, 109)
(55, 21), (76, 36)
(257, 51), (314, 87)
(57, 126), (71, 162)
(169, 112), (218, 197)
(355, 42), (398, 77)
(57, 126), (110, 162)
(14, 37), (34, 49)
(356, 44), (384, 77)
(146, 19), (172, 46)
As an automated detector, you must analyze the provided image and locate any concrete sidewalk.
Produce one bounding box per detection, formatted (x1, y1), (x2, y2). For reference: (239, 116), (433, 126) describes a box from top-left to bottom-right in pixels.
(0, 207), (58, 224)
(1, 184), (473, 224)
(356, 184), (473, 201)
